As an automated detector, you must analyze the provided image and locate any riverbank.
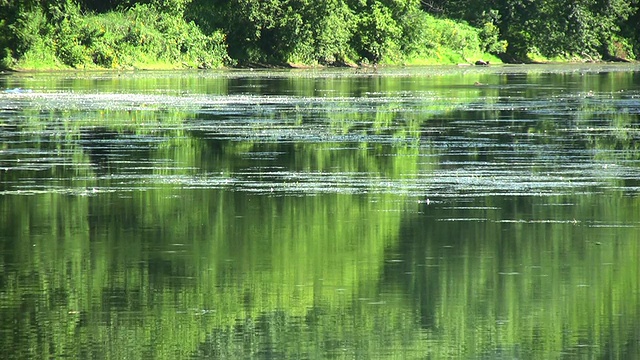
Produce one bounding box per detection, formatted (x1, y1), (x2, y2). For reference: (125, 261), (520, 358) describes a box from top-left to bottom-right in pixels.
(3, 1), (636, 72)
(1, 2), (506, 72)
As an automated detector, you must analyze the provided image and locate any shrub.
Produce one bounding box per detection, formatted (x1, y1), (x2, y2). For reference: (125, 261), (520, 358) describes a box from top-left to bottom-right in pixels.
(9, 5), (51, 58)
(605, 35), (635, 60)
(5, 1), (231, 69)
(351, 2), (402, 63)
(479, 21), (507, 54)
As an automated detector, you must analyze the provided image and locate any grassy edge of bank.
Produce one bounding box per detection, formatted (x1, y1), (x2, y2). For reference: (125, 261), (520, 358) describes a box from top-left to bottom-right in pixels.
(1, 3), (230, 72)
(6, 2), (632, 73)
(0, 3), (510, 72)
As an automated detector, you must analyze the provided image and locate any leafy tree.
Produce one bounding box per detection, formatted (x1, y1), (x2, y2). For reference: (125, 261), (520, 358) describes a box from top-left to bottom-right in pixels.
(75, 0), (192, 14)
(591, 0), (637, 59)
(187, 0), (355, 65)
(4, 0), (637, 66)
(0, 0), (40, 67)
(349, 1), (402, 62)
(618, 1), (640, 59)
(287, 0), (356, 64)
(186, 0), (279, 63)
(422, 0), (638, 61)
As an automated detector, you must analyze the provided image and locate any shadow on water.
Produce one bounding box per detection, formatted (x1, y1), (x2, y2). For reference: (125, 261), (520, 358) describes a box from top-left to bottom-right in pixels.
(80, 127), (137, 175)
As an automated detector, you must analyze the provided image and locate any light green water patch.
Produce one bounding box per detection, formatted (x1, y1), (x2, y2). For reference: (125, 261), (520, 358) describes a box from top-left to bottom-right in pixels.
(397, 193), (640, 359)
(0, 187), (419, 358)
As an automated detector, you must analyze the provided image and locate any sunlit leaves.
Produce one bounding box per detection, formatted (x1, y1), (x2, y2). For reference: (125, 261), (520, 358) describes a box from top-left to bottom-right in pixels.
(426, 0), (639, 60)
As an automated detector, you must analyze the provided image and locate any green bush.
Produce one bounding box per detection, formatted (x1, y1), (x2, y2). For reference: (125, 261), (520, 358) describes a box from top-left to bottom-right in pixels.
(479, 21), (507, 54)
(606, 35), (635, 60)
(310, 1), (356, 64)
(9, 5), (51, 58)
(351, 2), (402, 63)
(419, 17), (481, 58)
(1, 0), (502, 69)
(4, 1), (231, 69)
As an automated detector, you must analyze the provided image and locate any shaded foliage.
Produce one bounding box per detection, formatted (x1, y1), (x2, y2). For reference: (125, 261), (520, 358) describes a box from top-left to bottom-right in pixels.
(186, 0), (358, 65)
(421, 0), (639, 61)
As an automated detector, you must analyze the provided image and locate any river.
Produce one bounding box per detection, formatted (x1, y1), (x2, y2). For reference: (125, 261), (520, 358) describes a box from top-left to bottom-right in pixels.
(1, 64), (639, 359)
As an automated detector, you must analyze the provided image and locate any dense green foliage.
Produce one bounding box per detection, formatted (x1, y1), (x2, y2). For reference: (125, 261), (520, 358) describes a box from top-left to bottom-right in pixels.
(3, 0), (637, 69)
(0, 0), (229, 69)
(425, 0), (639, 61)
(0, 0), (490, 69)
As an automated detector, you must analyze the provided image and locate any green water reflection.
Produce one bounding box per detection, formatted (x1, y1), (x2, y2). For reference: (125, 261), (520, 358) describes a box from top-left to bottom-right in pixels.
(1, 66), (639, 359)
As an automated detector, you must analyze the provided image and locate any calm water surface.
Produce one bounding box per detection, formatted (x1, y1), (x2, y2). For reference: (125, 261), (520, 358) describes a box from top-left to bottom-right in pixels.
(1, 65), (639, 359)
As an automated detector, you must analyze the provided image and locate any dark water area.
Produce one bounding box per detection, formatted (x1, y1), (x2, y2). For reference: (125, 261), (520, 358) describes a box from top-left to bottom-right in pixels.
(1, 65), (639, 359)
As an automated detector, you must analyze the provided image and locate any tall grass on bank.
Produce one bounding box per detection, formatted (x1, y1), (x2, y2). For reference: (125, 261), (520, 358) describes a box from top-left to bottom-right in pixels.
(1, 1), (504, 70)
(399, 13), (505, 65)
(3, 3), (231, 70)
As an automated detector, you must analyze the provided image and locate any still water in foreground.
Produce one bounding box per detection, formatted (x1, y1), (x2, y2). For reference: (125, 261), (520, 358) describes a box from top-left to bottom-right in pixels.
(0, 65), (639, 359)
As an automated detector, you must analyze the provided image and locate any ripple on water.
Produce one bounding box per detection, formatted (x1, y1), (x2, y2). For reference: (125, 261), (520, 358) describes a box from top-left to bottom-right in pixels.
(2, 69), (640, 199)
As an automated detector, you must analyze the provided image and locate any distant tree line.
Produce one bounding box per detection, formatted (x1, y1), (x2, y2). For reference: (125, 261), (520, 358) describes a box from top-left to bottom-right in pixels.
(1, 0), (637, 69)
(425, 0), (638, 62)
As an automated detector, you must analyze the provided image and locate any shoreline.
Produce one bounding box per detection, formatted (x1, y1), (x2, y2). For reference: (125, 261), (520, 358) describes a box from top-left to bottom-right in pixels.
(2, 58), (636, 74)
